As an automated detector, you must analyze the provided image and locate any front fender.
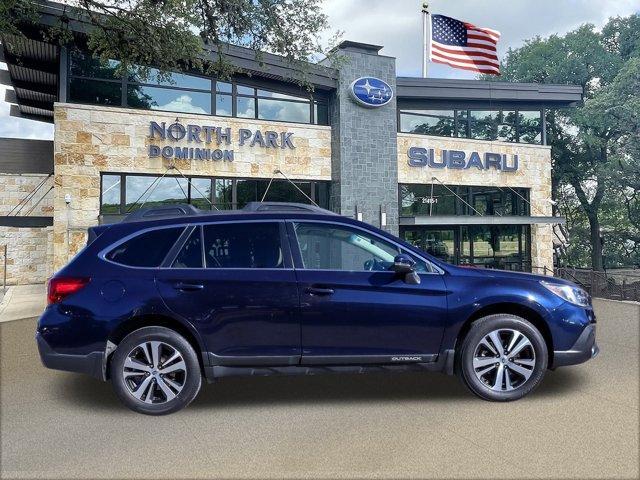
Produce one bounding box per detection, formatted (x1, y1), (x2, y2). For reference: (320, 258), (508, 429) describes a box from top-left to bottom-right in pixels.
(439, 273), (561, 352)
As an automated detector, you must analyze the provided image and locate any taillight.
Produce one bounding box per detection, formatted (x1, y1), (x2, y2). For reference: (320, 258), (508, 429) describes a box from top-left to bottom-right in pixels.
(47, 277), (90, 305)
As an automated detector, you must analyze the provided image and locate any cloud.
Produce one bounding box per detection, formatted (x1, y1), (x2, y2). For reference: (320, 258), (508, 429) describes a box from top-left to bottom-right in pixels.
(321, 0), (640, 78)
(155, 94), (209, 114)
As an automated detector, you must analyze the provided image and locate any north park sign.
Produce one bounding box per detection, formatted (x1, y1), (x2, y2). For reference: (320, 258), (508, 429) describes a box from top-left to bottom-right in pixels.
(148, 120), (295, 161)
(407, 147), (519, 172)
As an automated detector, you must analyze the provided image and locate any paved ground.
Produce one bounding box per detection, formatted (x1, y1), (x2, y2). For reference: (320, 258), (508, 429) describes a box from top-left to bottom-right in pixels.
(1, 299), (638, 479)
(0, 284), (46, 323)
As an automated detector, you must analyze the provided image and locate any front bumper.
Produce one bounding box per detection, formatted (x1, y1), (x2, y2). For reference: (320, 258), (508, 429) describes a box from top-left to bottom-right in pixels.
(36, 332), (105, 380)
(552, 323), (599, 368)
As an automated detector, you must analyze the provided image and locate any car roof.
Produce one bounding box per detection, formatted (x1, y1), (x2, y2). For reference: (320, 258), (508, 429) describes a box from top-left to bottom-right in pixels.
(120, 202), (336, 224)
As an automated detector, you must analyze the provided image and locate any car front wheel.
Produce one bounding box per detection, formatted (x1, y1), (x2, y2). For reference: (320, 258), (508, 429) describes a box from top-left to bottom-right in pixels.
(459, 314), (548, 401)
(110, 326), (202, 415)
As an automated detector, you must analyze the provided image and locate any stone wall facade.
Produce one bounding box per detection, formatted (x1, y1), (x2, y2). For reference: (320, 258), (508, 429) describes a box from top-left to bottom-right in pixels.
(0, 173), (53, 216)
(0, 173), (54, 285)
(52, 103), (332, 270)
(0, 226), (53, 285)
(397, 133), (554, 272)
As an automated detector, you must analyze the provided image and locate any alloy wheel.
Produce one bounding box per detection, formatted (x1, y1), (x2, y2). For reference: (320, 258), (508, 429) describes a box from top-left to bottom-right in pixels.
(472, 328), (536, 392)
(122, 341), (187, 404)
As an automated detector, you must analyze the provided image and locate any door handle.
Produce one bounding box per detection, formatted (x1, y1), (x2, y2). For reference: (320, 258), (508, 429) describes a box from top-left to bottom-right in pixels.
(174, 282), (204, 291)
(305, 286), (335, 296)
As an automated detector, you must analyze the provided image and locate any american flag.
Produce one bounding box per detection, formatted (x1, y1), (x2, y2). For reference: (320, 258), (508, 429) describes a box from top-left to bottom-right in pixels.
(429, 14), (501, 75)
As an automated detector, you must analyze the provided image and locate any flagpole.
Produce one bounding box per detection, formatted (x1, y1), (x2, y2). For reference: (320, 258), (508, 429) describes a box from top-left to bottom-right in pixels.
(422, 2), (430, 77)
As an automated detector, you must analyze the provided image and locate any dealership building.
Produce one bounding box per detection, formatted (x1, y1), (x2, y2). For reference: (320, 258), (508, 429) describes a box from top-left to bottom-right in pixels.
(0, 1), (582, 285)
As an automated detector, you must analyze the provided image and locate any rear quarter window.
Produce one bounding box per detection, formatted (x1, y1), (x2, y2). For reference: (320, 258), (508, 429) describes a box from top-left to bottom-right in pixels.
(106, 227), (184, 267)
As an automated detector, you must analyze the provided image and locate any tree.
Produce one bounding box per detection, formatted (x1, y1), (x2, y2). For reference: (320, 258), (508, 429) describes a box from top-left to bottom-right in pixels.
(1, 0), (334, 87)
(487, 16), (640, 270)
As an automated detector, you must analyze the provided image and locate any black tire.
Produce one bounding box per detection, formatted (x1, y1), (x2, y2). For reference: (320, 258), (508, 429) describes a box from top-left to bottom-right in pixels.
(458, 314), (548, 402)
(110, 326), (202, 415)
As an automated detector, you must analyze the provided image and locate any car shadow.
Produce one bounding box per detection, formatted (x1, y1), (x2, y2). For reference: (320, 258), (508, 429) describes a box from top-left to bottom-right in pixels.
(57, 368), (587, 412)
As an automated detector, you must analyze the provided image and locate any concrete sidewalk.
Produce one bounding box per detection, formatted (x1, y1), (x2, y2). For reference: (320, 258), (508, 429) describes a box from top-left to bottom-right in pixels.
(0, 284), (46, 323)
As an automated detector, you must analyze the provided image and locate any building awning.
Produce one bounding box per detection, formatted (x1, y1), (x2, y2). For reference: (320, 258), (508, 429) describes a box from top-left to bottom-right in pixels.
(396, 77), (583, 109)
(400, 215), (566, 226)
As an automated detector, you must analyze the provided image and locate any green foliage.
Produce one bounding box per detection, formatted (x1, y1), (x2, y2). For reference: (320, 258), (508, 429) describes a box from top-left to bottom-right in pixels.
(2, 0), (335, 89)
(485, 15), (640, 269)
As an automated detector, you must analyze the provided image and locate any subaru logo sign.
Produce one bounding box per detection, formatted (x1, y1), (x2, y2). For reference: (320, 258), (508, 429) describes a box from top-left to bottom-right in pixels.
(349, 77), (393, 108)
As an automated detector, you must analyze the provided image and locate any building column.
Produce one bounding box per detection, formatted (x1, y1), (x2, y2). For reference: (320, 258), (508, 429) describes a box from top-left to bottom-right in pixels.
(531, 224), (555, 274)
(322, 42), (399, 234)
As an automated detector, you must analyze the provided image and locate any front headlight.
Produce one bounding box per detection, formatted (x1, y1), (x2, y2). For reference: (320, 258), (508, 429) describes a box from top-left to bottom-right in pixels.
(540, 281), (591, 307)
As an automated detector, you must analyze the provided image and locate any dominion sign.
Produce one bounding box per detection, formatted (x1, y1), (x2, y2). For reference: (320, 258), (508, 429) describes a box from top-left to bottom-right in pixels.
(148, 120), (295, 161)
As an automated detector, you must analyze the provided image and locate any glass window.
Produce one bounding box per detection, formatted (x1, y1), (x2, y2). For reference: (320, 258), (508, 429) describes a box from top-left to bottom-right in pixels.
(236, 179), (258, 208)
(399, 184), (457, 217)
(216, 81), (232, 93)
(237, 85), (255, 95)
(466, 225), (525, 270)
(400, 184), (529, 217)
(497, 111), (517, 142)
(172, 228), (203, 268)
(518, 111), (542, 144)
(314, 102), (329, 125)
(69, 78), (122, 106)
(106, 227), (183, 267)
(236, 97), (255, 118)
(455, 110), (469, 137)
(294, 222), (399, 272)
(258, 180), (312, 204)
(214, 179), (233, 209)
(215, 93), (232, 116)
(400, 110), (455, 136)
(125, 176), (188, 212)
(101, 175), (121, 214)
(70, 49), (121, 79)
(314, 182), (330, 209)
(203, 222), (283, 269)
(127, 85), (211, 114)
(256, 89), (306, 101)
(469, 110), (498, 140)
(189, 178), (212, 210)
(258, 98), (310, 123)
(128, 67), (210, 90)
(401, 228), (455, 265)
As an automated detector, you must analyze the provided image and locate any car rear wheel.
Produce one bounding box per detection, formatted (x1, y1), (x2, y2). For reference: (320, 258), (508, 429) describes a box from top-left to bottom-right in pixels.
(458, 314), (548, 401)
(110, 326), (202, 415)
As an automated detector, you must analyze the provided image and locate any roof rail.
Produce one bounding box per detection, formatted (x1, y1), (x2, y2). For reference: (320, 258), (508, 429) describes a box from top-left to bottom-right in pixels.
(121, 204), (202, 223)
(242, 202), (337, 215)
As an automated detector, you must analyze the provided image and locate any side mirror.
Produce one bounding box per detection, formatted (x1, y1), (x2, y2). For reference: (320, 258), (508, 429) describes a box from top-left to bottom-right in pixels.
(392, 254), (421, 285)
(392, 254), (415, 274)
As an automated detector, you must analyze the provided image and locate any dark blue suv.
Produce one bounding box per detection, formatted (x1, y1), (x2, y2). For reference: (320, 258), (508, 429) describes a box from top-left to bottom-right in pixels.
(36, 203), (598, 415)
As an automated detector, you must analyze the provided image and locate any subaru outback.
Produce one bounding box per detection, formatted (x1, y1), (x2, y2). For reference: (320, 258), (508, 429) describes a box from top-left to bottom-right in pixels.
(36, 202), (598, 415)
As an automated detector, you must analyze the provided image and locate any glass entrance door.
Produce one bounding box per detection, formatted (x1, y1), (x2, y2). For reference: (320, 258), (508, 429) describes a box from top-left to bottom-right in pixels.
(400, 225), (531, 271)
(400, 227), (457, 264)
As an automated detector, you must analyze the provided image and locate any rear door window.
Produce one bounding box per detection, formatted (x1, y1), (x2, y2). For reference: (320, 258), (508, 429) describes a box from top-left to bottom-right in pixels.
(172, 227), (203, 268)
(106, 227), (183, 267)
(203, 222), (283, 269)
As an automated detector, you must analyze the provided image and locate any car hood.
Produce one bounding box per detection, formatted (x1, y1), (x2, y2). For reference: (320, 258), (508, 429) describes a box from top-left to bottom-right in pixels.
(447, 265), (576, 287)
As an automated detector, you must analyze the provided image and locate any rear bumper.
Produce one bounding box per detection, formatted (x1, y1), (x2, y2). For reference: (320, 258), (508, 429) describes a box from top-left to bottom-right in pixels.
(552, 323), (599, 368)
(36, 332), (105, 380)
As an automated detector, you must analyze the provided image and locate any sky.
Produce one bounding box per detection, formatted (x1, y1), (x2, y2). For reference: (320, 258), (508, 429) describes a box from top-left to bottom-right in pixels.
(1, 0), (639, 140)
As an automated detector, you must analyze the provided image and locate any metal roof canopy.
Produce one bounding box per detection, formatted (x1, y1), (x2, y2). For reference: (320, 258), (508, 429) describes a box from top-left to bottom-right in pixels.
(400, 215), (566, 226)
(0, 138), (54, 174)
(396, 77), (583, 108)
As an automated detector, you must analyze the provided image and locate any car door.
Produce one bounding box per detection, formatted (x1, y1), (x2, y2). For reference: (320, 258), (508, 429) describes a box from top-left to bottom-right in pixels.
(156, 220), (301, 366)
(287, 220), (448, 365)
